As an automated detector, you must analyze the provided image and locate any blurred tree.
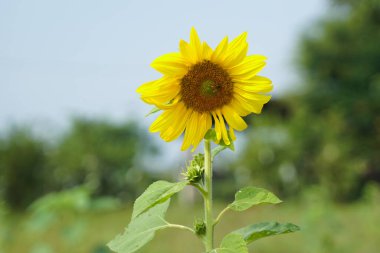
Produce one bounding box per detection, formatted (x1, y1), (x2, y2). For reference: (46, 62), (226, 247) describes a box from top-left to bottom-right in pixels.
(49, 118), (156, 201)
(297, 0), (380, 200)
(234, 100), (299, 198)
(237, 0), (380, 201)
(0, 128), (49, 210)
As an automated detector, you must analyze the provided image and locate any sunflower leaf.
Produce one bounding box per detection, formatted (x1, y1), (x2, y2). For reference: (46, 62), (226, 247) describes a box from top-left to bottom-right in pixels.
(212, 146), (227, 159)
(206, 129), (235, 159)
(219, 136), (235, 151)
(204, 129), (218, 141)
(145, 106), (161, 117)
(229, 186), (282, 211)
(232, 221), (300, 244)
(132, 180), (187, 219)
(209, 233), (248, 253)
(107, 200), (171, 253)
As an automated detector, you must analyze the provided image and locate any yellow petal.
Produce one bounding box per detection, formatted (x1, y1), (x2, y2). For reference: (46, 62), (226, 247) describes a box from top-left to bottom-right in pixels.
(216, 110), (230, 145)
(229, 128), (236, 141)
(221, 32), (248, 68)
(222, 106), (247, 131)
(229, 55), (266, 73)
(151, 52), (188, 76)
(229, 99), (251, 116)
(181, 111), (199, 151)
(231, 64), (266, 81)
(179, 39), (197, 64)
(202, 42), (213, 60)
(137, 76), (178, 93)
(233, 93), (269, 114)
(223, 43), (248, 68)
(154, 96), (180, 110)
(160, 104), (191, 141)
(228, 32), (248, 52)
(190, 113), (212, 151)
(212, 112), (222, 143)
(140, 85), (179, 101)
(234, 75), (273, 93)
(189, 27), (202, 62)
(149, 109), (175, 133)
(136, 79), (158, 93)
(240, 75), (272, 84)
(211, 36), (228, 63)
(234, 85), (273, 95)
(138, 77), (180, 105)
(236, 90), (272, 102)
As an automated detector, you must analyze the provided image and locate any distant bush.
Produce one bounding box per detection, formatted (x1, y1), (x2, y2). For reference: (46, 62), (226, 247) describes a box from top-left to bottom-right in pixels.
(0, 128), (49, 210)
(0, 119), (157, 210)
(49, 118), (156, 201)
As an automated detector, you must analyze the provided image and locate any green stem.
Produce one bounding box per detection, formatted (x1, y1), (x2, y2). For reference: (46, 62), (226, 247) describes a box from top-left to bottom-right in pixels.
(166, 223), (195, 234)
(192, 183), (207, 197)
(214, 206), (230, 226)
(204, 139), (214, 251)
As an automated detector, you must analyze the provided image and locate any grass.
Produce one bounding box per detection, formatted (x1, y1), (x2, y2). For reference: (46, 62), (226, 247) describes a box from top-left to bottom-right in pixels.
(1, 187), (380, 253)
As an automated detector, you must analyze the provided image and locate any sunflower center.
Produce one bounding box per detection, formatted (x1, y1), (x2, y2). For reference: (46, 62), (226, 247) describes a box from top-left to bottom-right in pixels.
(201, 80), (218, 96)
(180, 60), (233, 112)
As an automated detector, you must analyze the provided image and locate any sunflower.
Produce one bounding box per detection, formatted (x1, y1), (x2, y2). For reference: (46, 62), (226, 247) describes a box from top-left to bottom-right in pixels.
(137, 28), (272, 151)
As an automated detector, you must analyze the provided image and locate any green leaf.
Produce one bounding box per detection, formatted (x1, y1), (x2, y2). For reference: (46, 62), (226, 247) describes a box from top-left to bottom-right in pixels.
(219, 136), (235, 151)
(229, 186), (282, 211)
(145, 106), (161, 117)
(204, 129), (217, 141)
(209, 234), (248, 253)
(108, 200), (170, 253)
(132, 180), (187, 219)
(232, 221), (300, 244)
(206, 128), (235, 159)
(211, 146), (227, 159)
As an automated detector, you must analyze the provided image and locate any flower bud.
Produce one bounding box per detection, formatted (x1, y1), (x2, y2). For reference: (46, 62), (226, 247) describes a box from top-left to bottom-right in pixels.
(194, 218), (206, 236)
(183, 153), (204, 183)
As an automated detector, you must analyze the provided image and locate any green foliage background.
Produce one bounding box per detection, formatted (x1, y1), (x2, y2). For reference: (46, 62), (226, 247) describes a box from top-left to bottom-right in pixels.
(235, 0), (380, 201)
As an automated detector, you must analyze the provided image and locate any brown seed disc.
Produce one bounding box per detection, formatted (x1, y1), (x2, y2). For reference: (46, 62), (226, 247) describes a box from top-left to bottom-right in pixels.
(180, 60), (233, 112)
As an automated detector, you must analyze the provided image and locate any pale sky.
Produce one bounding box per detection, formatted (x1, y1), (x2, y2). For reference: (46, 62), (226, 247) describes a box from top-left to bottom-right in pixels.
(0, 0), (328, 132)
